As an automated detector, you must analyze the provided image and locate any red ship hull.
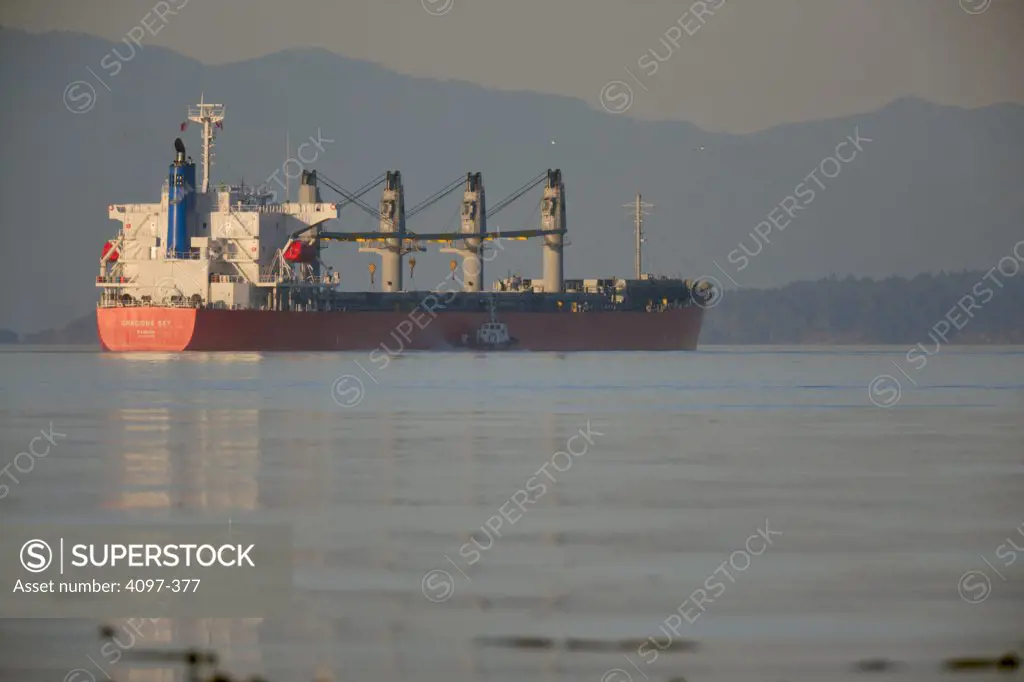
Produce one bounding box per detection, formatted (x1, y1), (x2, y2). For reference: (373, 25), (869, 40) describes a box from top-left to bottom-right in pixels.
(97, 307), (704, 352)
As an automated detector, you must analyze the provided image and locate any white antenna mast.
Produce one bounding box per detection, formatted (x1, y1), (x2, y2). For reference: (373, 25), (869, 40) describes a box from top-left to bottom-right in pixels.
(285, 130), (290, 203)
(187, 94), (225, 193)
(623, 193), (653, 278)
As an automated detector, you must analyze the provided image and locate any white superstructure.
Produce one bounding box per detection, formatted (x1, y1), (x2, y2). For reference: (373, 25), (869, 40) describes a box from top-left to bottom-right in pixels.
(98, 100), (339, 311)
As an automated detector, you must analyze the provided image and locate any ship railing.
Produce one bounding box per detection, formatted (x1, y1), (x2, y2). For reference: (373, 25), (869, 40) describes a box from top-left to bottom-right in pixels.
(304, 275), (339, 286)
(210, 274), (248, 284)
(96, 275), (134, 284)
(229, 203), (285, 213)
(254, 274), (337, 286)
(111, 203), (158, 214)
(97, 298), (205, 309)
(226, 202), (336, 214)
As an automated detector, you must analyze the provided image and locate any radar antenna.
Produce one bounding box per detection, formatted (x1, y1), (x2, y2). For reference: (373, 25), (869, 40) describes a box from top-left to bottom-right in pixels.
(187, 95), (226, 193)
(623, 193), (653, 278)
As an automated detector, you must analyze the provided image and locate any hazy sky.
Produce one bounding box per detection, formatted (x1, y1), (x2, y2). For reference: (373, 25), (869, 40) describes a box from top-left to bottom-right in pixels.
(2, 0), (1022, 132)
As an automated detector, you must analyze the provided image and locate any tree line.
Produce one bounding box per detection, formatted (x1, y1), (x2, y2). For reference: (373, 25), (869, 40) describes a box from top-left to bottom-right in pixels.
(700, 270), (1024, 344)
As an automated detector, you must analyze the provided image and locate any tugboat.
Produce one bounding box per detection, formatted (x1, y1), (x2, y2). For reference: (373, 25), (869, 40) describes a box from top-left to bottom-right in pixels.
(461, 296), (518, 350)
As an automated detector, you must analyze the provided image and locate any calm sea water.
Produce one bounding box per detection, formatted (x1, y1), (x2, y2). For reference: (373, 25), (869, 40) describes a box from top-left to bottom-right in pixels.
(1, 345), (1022, 682)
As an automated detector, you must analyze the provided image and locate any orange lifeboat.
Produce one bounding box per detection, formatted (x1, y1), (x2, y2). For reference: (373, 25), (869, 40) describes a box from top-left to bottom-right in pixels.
(283, 241), (317, 263)
(102, 241), (120, 262)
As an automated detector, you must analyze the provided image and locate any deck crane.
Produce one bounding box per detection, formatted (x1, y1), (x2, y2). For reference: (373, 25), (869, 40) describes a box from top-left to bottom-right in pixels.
(317, 169), (568, 292)
(288, 171), (386, 240)
(437, 169), (560, 292)
(281, 171), (391, 283)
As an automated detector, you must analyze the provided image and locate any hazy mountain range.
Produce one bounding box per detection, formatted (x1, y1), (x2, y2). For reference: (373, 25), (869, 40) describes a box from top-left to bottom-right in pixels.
(1, 27), (1022, 335)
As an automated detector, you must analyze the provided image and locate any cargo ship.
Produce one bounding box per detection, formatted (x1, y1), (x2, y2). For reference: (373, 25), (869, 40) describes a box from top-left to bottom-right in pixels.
(96, 99), (713, 352)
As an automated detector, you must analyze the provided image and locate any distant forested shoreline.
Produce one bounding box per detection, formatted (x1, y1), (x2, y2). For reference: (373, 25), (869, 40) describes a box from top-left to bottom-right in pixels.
(701, 270), (1024, 344)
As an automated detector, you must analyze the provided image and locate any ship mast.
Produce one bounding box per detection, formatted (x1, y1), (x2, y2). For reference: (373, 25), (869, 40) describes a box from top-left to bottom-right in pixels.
(187, 95), (226, 193)
(624, 193), (653, 278)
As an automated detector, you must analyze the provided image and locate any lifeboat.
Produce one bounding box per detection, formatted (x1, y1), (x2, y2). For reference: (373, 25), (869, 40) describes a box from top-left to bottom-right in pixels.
(283, 241), (317, 263)
(102, 241), (120, 262)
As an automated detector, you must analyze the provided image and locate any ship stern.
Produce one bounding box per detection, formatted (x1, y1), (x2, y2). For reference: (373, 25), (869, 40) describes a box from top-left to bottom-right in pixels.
(96, 307), (198, 352)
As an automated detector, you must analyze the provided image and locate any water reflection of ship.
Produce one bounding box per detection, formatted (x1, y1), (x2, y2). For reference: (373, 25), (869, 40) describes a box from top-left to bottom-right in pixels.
(108, 383), (265, 681)
(106, 412), (564, 682)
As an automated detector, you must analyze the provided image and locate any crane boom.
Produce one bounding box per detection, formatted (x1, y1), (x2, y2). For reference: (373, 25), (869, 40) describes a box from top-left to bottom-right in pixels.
(316, 172), (383, 221)
(486, 170), (549, 219)
(406, 175), (467, 219)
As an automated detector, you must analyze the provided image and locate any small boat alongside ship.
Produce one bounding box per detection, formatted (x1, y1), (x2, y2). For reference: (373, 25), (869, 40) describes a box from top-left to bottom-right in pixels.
(459, 296), (518, 350)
